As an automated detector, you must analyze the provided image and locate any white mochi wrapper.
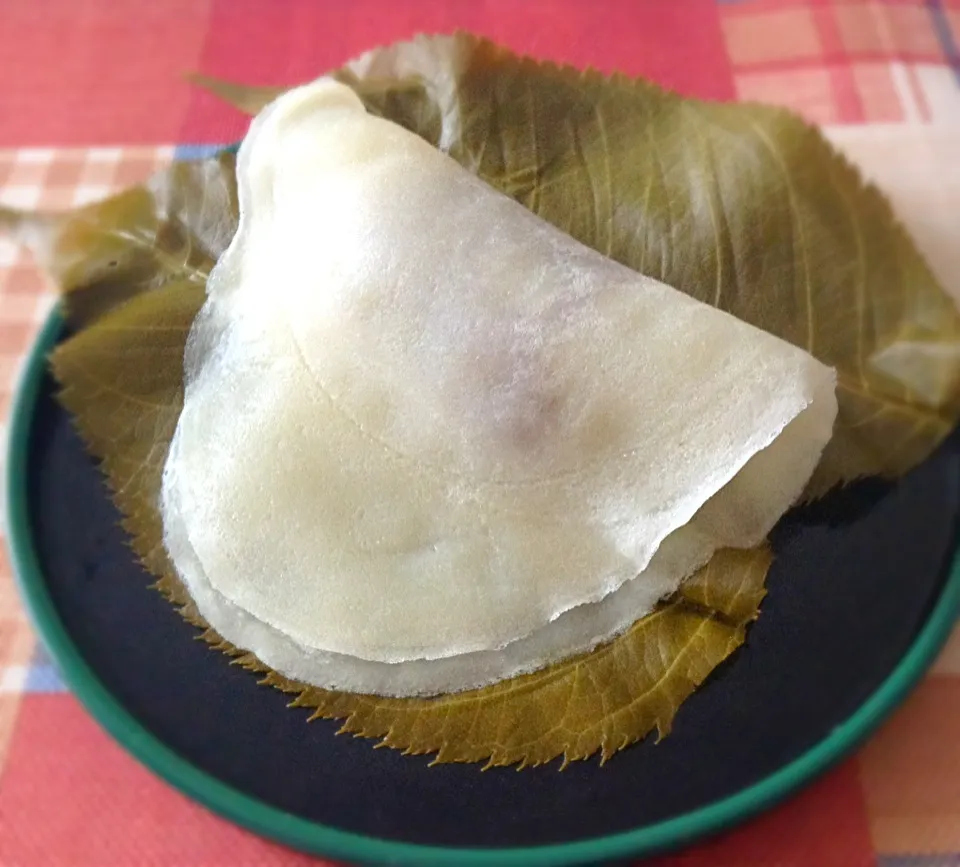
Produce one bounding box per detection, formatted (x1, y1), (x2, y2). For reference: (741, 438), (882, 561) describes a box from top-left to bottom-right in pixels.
(160, 79), (838, 697)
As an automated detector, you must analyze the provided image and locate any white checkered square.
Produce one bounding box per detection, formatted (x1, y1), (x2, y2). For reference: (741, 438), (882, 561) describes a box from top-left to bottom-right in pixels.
(14, 149), (55, 165)
(916, 65), (960, 125)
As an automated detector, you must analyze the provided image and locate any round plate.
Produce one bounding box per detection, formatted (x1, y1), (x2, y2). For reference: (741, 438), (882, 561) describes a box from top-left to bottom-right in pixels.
(9, 308), (960, 867)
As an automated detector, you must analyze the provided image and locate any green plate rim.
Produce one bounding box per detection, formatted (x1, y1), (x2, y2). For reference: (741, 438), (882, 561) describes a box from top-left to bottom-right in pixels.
(8, 304), (960, 867)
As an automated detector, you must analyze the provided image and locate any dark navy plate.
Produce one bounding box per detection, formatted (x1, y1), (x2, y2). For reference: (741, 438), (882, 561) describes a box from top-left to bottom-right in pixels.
(8, 308), (960, 866)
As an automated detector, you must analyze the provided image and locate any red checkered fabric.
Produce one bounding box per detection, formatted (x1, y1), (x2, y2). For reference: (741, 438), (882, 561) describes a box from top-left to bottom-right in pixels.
(1, 2), (959, 865)
(721, 0), (960, 125)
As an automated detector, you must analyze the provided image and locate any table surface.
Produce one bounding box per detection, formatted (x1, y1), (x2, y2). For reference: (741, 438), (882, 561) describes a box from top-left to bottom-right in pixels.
(1, 2), (960, 865)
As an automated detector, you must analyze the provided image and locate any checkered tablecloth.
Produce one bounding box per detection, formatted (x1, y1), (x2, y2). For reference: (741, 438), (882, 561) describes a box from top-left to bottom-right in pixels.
(1, 2), (959, 865)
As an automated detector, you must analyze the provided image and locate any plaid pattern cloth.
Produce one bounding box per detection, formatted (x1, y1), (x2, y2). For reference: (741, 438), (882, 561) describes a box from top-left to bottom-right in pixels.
(1, 1), (959, 865)
(724, 0), (960, 124)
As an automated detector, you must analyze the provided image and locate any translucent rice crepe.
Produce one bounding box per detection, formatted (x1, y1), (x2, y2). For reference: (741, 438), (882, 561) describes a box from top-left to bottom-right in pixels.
(160, 79), (838, 697)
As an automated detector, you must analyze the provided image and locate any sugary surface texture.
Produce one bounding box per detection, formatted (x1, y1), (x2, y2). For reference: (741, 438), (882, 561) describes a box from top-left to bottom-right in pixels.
(161, 80), (837, 694)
